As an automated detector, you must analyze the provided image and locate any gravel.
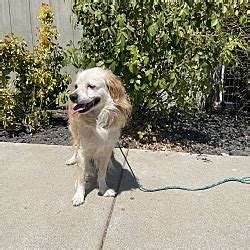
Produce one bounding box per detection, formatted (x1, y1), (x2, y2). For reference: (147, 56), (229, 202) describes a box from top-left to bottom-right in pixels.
(0, 110), (248, 156)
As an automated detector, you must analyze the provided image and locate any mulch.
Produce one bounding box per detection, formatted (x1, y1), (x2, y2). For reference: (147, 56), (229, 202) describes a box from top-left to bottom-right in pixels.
(0, 110), (248, 156)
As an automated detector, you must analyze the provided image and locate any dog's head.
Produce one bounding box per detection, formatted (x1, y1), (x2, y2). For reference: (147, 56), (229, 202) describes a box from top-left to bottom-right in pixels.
(69, 67), (131, 121)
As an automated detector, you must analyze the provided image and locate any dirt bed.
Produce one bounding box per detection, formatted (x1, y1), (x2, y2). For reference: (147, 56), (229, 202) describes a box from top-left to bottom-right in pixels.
(1, 110), (248, 156)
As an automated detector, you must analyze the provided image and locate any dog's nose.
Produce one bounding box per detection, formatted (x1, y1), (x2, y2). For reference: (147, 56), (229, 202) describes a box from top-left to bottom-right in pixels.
(69, 93), (78, 103)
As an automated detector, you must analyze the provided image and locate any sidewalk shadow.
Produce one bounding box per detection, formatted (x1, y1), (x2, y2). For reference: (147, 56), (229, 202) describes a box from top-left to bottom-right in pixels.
(84, 151), (139, 198)
(108, 153), (139, 194)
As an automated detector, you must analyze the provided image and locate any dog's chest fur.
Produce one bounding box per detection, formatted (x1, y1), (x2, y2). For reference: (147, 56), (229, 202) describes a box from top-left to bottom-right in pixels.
(77, 122), (120, 155)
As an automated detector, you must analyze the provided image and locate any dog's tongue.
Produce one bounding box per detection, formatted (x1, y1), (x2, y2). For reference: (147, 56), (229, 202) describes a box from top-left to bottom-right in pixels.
(70, 104), (86, 116)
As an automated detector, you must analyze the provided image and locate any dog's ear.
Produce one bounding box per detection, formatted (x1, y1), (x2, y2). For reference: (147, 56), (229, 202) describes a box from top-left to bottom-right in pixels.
(105, 71), (132, 122)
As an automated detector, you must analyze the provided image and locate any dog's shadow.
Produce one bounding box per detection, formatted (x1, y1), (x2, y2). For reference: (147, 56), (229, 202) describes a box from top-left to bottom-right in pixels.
(85, 152), (139, 198)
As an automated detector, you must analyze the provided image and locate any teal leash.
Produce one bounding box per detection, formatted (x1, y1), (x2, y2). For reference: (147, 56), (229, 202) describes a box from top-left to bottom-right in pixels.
(118, 143), (250, 192)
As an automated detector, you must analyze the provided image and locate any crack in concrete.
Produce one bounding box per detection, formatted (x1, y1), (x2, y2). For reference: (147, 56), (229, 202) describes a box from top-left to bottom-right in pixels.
(99, 148), (129, 250)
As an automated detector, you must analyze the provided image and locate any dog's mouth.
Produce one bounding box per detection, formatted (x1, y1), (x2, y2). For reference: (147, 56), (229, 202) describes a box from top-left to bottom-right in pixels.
(71, 97), (101, 115)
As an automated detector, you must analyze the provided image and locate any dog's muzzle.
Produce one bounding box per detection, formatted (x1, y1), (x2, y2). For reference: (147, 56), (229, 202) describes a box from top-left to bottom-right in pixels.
(70, 97), (101, 115)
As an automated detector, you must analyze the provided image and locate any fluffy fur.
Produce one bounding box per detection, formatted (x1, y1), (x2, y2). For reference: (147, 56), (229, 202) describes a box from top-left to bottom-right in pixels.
(67, 67), (131, 206)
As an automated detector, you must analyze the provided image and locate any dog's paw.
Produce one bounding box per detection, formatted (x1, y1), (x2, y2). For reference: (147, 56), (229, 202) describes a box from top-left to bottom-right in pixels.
(66, 155), (77, 165)
(72, 192), (85, 206)
(103, 189), (116, 197)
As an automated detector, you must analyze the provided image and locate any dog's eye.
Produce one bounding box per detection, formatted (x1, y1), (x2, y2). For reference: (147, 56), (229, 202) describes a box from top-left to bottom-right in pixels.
(87, 84), (95, 89)
(74, 84), (78, 89)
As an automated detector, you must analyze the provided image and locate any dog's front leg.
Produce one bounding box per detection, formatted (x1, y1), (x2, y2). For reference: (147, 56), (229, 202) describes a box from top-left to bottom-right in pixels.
(72, 151), (86, 206)
(66, 116), (79, 165)
(96, 152), (116, 197)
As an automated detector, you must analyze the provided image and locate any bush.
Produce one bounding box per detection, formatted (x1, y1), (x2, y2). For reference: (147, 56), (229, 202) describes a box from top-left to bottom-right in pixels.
(66, 0), (247, 126)
(0, 3), (71, 131)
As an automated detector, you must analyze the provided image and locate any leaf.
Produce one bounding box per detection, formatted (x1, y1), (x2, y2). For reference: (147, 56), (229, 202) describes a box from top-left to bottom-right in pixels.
(147, 99), (153, 108)
(137, 131), (144, 139)
(222, 5), (227, 14)
(239, 15), (247, 25)
(159, 82), (166, 89)
(143, 56), (149, 66)
(179, 9), (184, 17)
(129, 63), (135, 73)
(148, 23), (158, 37)
(121, 31), (128, 39)
(128, 45), (137, 55)
(170, 72), (175, 80)
(163, 34), (168, 43)
(106, 59), (114, 63)
(146, 69), (153, 81)
(211, 16), (218, 27)
(126, 24), (134, 32)
(159, 79), (167, 89)
(109, 61), (116, 72)
(116, 14), (126, 26)
(96, 61), (104, 66)
(153, 81), (158, 88)
(134, 83), (140, 91)
(187, 0), (194, 7)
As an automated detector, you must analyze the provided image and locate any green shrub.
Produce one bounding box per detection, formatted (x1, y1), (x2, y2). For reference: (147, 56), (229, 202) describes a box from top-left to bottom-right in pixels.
(0, 3), (71, 131)
(66, 0), (247, 126)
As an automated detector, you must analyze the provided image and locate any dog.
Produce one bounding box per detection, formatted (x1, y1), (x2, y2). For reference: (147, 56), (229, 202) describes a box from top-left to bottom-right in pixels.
(67, 67), (131, 206)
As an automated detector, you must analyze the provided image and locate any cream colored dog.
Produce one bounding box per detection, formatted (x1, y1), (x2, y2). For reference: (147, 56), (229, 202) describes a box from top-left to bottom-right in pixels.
(67, 67), (131, 206)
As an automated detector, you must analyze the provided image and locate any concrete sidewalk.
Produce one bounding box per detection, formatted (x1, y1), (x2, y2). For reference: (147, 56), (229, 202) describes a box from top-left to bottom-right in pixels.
(0, 142), (249, 249)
